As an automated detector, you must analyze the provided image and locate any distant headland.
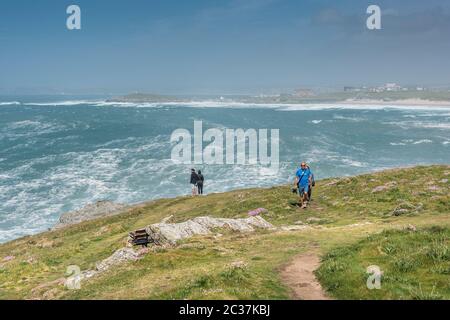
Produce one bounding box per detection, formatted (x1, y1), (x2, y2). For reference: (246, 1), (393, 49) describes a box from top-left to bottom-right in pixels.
(108, 84), (450, 106)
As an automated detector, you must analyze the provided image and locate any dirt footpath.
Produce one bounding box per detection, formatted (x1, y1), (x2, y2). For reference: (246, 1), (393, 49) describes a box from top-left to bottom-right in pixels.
(280, 253), (331, 300)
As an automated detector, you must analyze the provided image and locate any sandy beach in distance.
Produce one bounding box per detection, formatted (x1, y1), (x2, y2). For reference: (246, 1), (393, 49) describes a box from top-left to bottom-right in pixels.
(342, 98), (450, 107)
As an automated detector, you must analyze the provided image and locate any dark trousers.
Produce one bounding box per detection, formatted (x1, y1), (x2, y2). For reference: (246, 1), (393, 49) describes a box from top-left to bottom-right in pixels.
(197, 183), (203, 194)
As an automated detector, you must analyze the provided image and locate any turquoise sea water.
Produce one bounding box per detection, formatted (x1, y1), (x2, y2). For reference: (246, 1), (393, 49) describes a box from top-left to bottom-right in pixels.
(1, 96), (449, 242)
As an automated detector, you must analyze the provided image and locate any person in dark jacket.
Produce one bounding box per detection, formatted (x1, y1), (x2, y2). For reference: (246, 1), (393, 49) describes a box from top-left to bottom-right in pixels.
(197, 170), (204, 195)
(307, 164), (315, 200)
(190, 169), (199, 196)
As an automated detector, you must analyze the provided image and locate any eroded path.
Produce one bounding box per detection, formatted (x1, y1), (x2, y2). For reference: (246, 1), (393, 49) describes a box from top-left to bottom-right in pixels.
(280, 252), (331, 300)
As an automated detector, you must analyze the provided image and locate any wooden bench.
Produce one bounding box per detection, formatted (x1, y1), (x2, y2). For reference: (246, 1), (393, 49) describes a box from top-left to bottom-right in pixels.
(128, 229), (151, 247)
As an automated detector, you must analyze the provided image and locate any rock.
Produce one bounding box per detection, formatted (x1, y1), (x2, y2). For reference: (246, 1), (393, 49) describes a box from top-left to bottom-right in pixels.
(66, 249), (140, 288)
(63, 216), (274, 287)
(280, 225), (310, 231)
(137, 247), (151, 256)
(393, 208), (409, 215)
(247, 208), (268, 216)
(42, 288), (60, 300)
(95, 248), (140, 273)
(68, 249), (141, 285)
(306, 217), (323, 223)
(372, 181), (397, 193)
(80, 270), (97, 280)
(391, 202), (423, 216)
(146, 216), (274, 245)
(161, 215), (174, 223)
(229, 260), (248, 269)
(37, 239), (54, 248)
(30, 277), (66, 300)
(406, 224), (417, 232)
(54, 201), (128, 229)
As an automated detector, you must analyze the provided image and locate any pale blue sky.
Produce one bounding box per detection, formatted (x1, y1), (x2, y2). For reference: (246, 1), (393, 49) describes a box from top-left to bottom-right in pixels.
(1, 0), (450, 94)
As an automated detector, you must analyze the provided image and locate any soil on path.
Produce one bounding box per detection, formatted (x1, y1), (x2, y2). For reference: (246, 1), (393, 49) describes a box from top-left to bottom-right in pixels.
(280, 252), (331, 300)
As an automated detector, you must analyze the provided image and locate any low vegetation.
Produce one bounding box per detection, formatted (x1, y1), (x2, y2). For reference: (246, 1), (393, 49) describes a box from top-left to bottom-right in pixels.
(0, 165), (448, 299)
(316, 227), (449, 299)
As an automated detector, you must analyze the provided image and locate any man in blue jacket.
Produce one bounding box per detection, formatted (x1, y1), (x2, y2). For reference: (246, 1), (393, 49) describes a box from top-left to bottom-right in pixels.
(294, 162), (313, 208)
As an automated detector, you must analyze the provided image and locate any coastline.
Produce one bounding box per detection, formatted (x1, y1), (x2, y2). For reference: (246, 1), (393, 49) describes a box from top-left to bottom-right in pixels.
(3, 96), (450, 109)
(2, 164), (448, 245)
(106, 97), (450, 109)
(341, 98), (450, 107)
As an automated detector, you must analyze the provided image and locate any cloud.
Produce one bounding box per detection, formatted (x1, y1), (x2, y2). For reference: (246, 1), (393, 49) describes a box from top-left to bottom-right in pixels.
(311, 6), (450, 38)
(382, 7), (450, 36)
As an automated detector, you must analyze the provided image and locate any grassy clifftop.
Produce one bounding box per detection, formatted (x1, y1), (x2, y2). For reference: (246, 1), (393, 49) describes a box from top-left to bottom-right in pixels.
(0, 165), (449, 299)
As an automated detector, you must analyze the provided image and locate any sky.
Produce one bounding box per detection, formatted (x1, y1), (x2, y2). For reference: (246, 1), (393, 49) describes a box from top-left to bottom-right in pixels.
(1, 0), (450, 94)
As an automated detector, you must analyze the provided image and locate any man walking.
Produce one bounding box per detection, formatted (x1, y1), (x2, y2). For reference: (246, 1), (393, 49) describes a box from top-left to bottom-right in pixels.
(294, 162), (312, 209)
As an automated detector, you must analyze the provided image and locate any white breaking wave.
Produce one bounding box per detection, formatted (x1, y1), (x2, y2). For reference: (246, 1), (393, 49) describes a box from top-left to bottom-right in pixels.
(390, 142), (407, 146)
(276, 103), (450, 112)
(413, 139), (433, 144)
(1, 101), (450, 243)
(341, 159), (368, 168)
(332, 114), (367, 122)
(0, 120), (68, 141)
(383, 120), (450, 130)
(24, 100), (100, 106)
(9, 99), (450, 112)
(0, 101), (20, 106)
(390, 139), (433, 146)
(92, 101), (143, 107)
(0, 137), (290, 243)
(415, 123), (450, 130)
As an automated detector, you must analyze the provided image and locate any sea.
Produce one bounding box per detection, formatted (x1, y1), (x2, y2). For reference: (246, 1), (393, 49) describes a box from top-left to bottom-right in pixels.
(1, 95), (449, 243)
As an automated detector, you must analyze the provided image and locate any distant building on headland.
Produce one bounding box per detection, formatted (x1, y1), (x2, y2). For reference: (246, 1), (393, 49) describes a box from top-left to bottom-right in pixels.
(344, 86), (366, 93)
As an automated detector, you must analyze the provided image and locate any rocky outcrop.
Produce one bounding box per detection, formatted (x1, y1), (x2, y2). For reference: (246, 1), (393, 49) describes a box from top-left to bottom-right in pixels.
(145, 216), (274, 245)
(64, 215), (274, 289)
(65, 247), (144, 288)
(371, 181), (397, 193)
(390, 202), (423, 216)
(54, 201), (128, 229)
(95, 248), (141, 273)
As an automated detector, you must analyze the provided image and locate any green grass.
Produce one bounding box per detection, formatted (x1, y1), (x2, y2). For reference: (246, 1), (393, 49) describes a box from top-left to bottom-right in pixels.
(316, 226), (450, 300)
(0, 165), (448, 299)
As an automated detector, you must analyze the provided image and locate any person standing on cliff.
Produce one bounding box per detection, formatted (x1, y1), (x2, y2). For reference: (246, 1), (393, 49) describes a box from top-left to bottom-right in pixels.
(197, 170), (204, 195)
(190, 169), (200, 196)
